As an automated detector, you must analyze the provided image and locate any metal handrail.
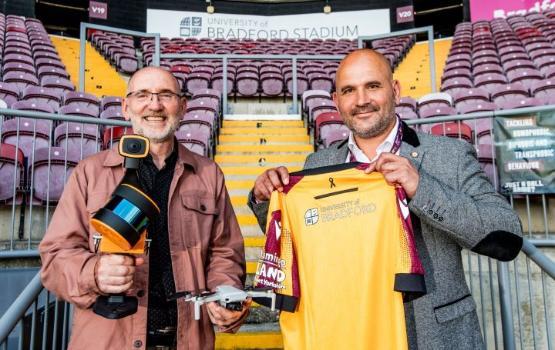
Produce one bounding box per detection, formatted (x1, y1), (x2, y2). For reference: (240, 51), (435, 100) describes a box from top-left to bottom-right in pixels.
(0, 239), (552, 345)
(159, 53), (345, 115)
(79, 22), (161, 91)
(357, 26), (437, 93)
(0, 272), (42, 342)
(521, 239), (555, 279)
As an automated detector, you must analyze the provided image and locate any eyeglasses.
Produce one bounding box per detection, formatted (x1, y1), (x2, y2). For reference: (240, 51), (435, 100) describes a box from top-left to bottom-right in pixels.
(126, 90), (182, 103)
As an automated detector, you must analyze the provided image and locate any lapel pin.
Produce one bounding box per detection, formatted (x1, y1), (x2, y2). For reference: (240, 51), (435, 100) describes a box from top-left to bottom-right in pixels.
(411, 151), (419, 158)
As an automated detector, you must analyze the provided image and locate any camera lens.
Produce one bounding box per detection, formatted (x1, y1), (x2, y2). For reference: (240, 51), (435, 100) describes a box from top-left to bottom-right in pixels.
(129, 142), (140, 151)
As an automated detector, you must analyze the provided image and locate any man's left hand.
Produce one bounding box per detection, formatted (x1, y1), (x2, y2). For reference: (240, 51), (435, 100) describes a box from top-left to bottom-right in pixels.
(365, 152), (420, 198)
(206, 298), (251, 330)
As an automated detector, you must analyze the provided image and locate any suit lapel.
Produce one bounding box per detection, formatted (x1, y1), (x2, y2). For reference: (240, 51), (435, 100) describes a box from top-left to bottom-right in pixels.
(400, 122), (425, 171)
(331, 139), (350, 165)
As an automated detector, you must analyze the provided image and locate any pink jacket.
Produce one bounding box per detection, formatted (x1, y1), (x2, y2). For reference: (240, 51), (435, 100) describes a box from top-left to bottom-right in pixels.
(39, 144), (246, 349)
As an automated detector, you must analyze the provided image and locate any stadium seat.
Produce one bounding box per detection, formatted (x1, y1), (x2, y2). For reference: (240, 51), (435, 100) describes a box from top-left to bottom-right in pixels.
(0, 82), (20, 107)
(430, 122), (473, 143)
(30, 147), (78, 204)
(314, 111), (344, 147)
(235, 71), (259, 97)
(175, 129), (211, 157)
(3, 71), (39, 92)
(0, 143), (25, 203)
(103, 126), (133, 149)
(63, 91), (101, 117)
(100, 96), (123, 111)
(321, 128), (349, 149)
(531, 79), (555, 104)
(1, 117), (52, 157)
(185, 72), (211, 94)
(490, 83), (530, 106)
(99, 108), (124, 120)
(41, 77), (75, 95)
(54, 122), (101, 159)
(21, 86), (63, 111)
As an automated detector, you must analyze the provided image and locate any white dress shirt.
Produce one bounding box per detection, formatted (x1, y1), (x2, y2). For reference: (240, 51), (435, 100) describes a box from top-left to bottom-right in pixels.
(346, 118), (400, 163)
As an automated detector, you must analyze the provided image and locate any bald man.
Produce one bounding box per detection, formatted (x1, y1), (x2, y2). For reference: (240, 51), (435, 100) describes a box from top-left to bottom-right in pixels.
(248, 50), (522, 349)
(40, 67), (249, 350)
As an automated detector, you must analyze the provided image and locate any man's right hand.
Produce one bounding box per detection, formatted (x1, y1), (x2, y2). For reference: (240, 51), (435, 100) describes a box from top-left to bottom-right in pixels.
(94, 254), (144, 294)
(253, 166), (290, 202)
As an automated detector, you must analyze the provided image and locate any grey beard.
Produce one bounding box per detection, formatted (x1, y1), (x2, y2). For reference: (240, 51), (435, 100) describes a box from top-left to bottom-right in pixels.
(347, 112), (396, 139)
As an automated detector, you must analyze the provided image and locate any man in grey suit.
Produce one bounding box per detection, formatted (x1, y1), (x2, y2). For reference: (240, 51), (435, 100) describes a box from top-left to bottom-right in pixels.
(248, 49), (523, 349)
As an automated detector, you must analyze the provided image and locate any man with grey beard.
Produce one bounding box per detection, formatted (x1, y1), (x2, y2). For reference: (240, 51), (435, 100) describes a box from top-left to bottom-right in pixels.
(40, 67), (249, 350)
(248, 49), (522, 349)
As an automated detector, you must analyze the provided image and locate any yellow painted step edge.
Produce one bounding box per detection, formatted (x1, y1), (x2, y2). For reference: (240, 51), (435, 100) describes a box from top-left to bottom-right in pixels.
(215, 332), (283, 349)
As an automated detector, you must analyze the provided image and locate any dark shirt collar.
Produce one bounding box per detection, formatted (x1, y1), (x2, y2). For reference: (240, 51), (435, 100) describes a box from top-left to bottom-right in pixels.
(142, 140), (178, 171)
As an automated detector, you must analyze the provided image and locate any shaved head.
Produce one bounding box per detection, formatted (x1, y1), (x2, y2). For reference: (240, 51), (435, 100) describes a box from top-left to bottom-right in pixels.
(127, 66), (181, 95)
(332, 48), (400, 141)
(336, 49), (393, 90)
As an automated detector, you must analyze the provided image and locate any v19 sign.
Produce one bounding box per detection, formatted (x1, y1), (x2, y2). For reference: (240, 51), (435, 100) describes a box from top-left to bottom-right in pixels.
(90, 1), (108, 20)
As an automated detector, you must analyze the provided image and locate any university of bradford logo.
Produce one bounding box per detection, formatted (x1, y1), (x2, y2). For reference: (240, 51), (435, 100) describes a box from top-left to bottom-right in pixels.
(180, 17), (202, 37)
(304, 208), (319, 226)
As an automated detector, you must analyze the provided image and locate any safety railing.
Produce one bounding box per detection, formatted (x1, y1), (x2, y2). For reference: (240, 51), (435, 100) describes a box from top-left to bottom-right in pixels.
(159, 53), (345, 115)
(0, 105), (553, 349)
(404, 106), (555, 349)
(357, 26), (437, 92)
(0, 109), (131, 252)
(0, 239), (551, 349)
(0, 273), (73, 350)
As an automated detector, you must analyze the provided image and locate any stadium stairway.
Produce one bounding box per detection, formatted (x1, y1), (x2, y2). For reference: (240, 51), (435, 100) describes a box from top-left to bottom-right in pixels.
(214, 119), (311, 349)
(393, 38), (452, 98)
(50, 36), (127, 98)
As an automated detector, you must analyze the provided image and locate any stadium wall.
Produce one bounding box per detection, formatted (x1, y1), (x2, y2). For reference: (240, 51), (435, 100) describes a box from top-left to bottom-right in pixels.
(0, 0), (35, 18)
(90, 0), (414, 35)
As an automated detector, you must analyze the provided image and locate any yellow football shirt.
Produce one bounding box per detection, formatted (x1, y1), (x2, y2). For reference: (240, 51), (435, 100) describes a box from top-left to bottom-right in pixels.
(254, 163), (425, 349)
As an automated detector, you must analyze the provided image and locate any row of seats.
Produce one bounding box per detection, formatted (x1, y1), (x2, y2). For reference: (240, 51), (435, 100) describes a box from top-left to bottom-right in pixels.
(0, 122), (216, 205)
(0, 83), (224, 124)
(90, 31), (138, 73)
(441, 13), (555, 98)
(0, 89), (221, 158)
(309, 107), (496, 184)
(299, 88), (496, 178)
(0, 14), (75, 97)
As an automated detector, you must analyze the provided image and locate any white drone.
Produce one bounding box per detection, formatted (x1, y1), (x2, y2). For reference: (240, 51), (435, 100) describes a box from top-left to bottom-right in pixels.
(171, 285), (277, 320)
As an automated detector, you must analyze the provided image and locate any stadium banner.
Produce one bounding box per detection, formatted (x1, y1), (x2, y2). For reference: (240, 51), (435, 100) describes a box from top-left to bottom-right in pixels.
(470, 0), (555, 21)
(146, 9), (390, 40)
(494, 112), (555, 194)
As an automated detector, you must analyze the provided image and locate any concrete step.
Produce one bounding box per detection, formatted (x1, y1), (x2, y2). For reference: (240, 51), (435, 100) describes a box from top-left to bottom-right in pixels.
(240, 225), (264, 236)
(216, 154), (308, 164)
(237, 214), (259, 227)
(219, 134), (310, 144)
(232, 195), (248, 207)
(220, 127), (307, 135)
(244, 236), (265, 247)
(226, 180), (256, 190)
(216, 323), (282, 349)
(215, 332), (282, 350)
(229, 188), (250, 196)
(217, 144), (313, 153)
(221, 166), (303, 176)
(222, 120), (304, 128)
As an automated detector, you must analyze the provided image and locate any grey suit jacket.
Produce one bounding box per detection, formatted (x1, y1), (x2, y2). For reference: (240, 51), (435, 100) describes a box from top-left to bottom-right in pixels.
(248, 122), (523, 350)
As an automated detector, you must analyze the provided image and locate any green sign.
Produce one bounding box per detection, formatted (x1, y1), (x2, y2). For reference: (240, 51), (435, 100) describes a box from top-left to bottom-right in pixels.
(494, 111), (555, 194)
